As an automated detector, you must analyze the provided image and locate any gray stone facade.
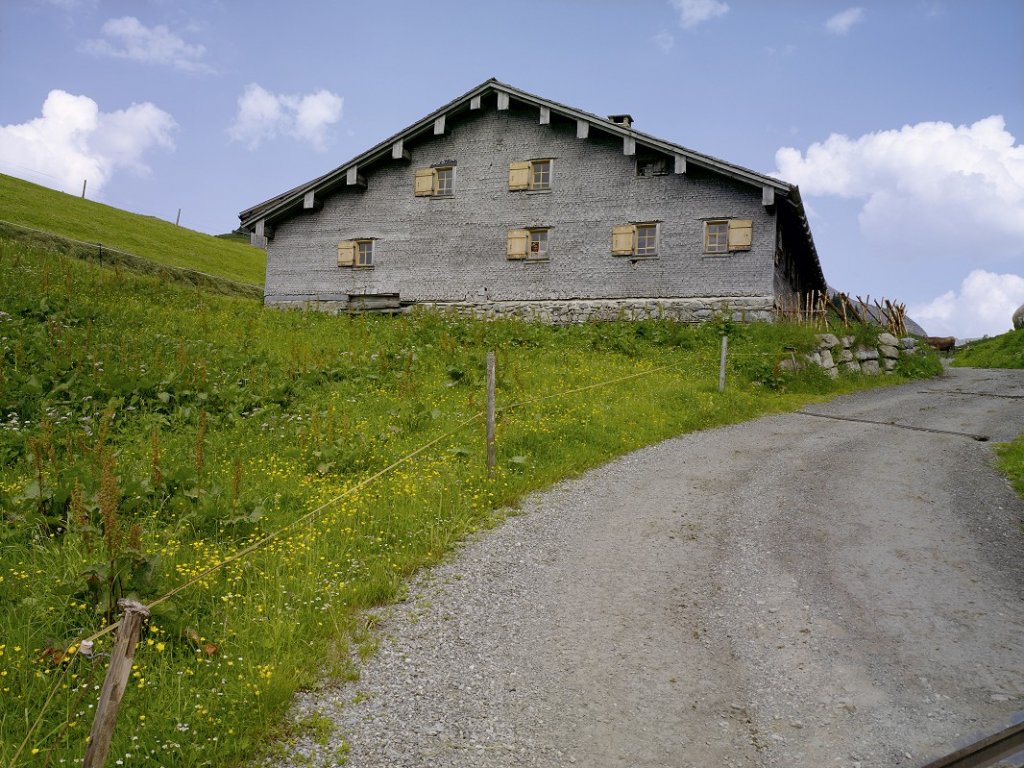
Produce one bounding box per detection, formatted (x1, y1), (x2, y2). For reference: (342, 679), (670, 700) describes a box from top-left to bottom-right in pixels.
(266, 106), (783, 316)
(247, 81), (825, 322)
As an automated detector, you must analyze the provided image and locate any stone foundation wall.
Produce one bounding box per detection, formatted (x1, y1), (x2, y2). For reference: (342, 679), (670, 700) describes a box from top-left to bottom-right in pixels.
(787, 332), (919, 377)
(415, 296), (776, 324)
(265, 296), (777, 324)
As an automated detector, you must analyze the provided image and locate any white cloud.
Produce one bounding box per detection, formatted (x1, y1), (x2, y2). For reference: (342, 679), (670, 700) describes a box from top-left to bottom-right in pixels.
(774, 115), (1024, 263)
(0, 90), (176, 195)
(82, 16), (211, 73)
(654, 30), (675, 53)
(825, 7), (865, 35)
(227, 84), (343, 152)
(669, 0), (729, 29)
(909, 270), (1024, 339)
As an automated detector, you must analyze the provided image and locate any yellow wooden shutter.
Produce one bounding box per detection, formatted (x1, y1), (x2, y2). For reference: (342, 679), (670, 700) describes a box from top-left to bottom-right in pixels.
(507, 229), (529, 260)
(337, 240), (356, 266)
(728, 219), (753, 250)
(611, 225), (635, 256)
(414, 168), (435, 196)
(508, 161), (531, 191)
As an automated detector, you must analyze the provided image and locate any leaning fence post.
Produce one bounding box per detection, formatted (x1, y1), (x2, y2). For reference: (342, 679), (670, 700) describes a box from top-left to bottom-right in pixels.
(486, 351), (496, 475)
(82, 600), (150, 768)
(718, 335), (728, 393)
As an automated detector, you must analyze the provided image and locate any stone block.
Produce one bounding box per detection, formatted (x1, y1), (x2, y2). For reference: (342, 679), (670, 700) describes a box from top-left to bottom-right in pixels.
(817, 333), (840, 349)
(840, 336), (855, 348)
(819, 349), (835, 369)
(878, 332), (899, 347)
(854, 345), (878, 361)
(841, 361), (861, 374)
(836, 349), (854, 363)
(879, 344), (900, 359)
(861, 359), (881, 376)
(900, 337), (917, 350)
(805, 351), (822, 366)
(882, 358), (898, 372)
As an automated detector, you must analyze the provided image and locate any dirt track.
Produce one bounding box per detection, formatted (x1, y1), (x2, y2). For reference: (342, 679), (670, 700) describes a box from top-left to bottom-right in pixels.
(275, 367), (1024, 768)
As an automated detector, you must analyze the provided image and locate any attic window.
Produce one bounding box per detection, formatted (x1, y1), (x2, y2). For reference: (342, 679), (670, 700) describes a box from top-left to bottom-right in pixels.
(704, 220), (753, 254)
(509, 159), (553, 191)
(414, 166), (455, 197)
(637, 158), (669, 177)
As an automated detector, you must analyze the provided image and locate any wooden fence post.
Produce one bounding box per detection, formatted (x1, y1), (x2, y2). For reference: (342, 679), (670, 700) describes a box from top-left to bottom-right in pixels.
(486, 351), (496, 475)
(718, 335), (728, 393)
(82, 600), (150, 768)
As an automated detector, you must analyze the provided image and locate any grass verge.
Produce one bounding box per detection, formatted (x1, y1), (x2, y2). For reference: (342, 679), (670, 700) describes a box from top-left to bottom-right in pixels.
(952, 329), (1024, 369)
(0, 239), (939, 767)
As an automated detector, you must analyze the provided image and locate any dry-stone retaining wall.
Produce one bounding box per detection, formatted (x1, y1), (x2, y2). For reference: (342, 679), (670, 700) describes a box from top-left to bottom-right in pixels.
(785, 332), (918, 378)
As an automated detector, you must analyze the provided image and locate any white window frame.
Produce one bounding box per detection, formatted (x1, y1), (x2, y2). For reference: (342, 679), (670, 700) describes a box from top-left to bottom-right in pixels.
(634, 224), (658, 257)
(530, 159), (552, 191)
(356, 239), (374, 267)
(434, 166), (455, 197)
(528, 228), (550, 260)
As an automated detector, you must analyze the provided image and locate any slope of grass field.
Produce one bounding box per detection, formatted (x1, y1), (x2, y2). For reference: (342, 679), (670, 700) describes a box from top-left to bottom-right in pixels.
(0, 235), (942, 767)
(0, 174), (265, 286)
(952, 328), (1024, 369)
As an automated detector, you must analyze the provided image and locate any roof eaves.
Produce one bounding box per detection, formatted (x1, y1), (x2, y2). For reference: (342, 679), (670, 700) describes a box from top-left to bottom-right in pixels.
(239, 79), (500, 228)
(488, 79), (792, 194)
(783, 185), (826, 289)
(240, 77), (794, 229)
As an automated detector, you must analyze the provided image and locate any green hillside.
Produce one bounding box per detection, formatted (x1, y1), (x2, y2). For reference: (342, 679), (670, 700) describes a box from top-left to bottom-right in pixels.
(0, 173), (265, 286)
(0, 233), (943, 766)
(952, 328), (1024, 369)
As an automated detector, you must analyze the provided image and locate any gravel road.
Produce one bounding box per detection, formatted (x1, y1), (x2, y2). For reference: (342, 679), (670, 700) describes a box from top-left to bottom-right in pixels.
(272, 367), (1024, 768)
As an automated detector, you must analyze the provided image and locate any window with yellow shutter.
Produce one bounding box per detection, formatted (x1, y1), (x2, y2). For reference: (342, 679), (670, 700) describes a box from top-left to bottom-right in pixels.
(612, 223), (659, 257)
(509, 159), (553, 191)
(704, 219), (753, 253)
(507, 228), (550, 261)
(338, 239), (374, 267)
(415, 166), (455, 197)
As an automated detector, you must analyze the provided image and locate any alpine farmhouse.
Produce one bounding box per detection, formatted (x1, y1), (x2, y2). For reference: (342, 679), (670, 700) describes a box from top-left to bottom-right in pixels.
(239, 79), (826, 323)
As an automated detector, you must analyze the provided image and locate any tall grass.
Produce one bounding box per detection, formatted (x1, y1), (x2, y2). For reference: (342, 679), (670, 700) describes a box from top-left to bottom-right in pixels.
(0, 239), (936, 767)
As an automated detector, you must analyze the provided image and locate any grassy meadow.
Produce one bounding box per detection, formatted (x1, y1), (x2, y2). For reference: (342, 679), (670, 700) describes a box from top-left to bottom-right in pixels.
(952, 328), (1024, 369)
(0, 174), (265, 286)
(0, 235), (945, 767)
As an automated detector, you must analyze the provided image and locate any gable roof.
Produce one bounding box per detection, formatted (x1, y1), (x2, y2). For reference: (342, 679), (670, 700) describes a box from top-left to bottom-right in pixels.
(238, 78), (824, 287)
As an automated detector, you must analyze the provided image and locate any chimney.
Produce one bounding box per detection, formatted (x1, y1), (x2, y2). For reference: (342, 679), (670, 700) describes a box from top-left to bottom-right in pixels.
(607, 114), (634, 129)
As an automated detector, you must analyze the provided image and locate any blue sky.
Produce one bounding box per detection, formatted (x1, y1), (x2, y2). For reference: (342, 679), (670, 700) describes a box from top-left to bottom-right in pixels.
(2, 0), (1022, 338)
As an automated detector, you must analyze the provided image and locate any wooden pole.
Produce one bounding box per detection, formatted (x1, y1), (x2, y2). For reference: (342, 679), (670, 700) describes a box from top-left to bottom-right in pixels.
(175, 208), (181, 226)
(81, 180), (87, 199)
(82, 600), (150, 768)
(485, 352), (496, 475)
(718, 335), (728, 393)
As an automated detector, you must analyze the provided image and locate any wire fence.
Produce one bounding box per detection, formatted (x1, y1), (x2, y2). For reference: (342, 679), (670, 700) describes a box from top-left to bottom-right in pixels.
(8, 349), (718, 767)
